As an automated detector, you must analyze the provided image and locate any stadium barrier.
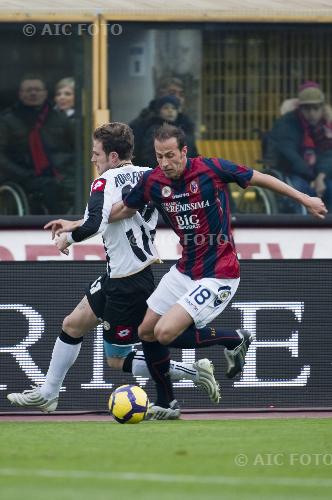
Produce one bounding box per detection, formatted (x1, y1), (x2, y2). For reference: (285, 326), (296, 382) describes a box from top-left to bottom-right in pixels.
(1, 260), (331, 411)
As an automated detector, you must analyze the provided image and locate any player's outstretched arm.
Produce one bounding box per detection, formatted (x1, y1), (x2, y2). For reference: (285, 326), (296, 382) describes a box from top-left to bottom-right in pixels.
(109, 201), (137, 222)
(249, 170), (327, 219)
(44, 219), (84, 239)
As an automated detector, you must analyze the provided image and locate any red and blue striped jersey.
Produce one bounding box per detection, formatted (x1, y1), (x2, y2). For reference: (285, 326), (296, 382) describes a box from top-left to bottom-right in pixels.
(124, 156), (253, 279)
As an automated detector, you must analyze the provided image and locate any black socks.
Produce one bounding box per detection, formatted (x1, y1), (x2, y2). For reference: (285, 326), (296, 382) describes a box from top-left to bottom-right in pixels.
(59, 330), (83, 345)
(141, 340), (174, 408)
(170, 325), (241, 350)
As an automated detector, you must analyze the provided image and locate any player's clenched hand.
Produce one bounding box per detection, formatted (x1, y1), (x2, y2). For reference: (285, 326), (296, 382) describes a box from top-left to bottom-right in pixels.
(305, 196), (328, 219)
(54, 234), (71, 256)
(44, 219), (82, 239)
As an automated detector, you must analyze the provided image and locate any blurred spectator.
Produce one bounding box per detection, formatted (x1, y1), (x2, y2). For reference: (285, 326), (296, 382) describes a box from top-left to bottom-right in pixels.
(54, 77), (75, 120)
(279, 81), (321, 115)
(280, 98), (299, 115)
(135, 95), (197, 168)
(0, 75), (74, 214)
(269, 83), (332, 211)
(158, 76), (185, 108)
(130, 76), (197, 166)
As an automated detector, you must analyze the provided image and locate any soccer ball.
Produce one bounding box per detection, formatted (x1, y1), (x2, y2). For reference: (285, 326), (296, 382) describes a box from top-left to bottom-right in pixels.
(109, 384), (149, 424)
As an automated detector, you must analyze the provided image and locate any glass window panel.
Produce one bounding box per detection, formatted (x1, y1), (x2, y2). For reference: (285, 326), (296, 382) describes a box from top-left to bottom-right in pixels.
(109, 22), (332, 215)
(0, 23), (92, 215)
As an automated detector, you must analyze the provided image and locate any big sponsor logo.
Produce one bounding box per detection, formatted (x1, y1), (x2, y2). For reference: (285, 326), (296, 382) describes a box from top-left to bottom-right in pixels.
(175, 214), (200, 230)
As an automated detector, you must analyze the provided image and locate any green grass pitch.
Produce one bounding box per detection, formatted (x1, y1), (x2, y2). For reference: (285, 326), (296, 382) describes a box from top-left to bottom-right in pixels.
(0, 419), (331, 500)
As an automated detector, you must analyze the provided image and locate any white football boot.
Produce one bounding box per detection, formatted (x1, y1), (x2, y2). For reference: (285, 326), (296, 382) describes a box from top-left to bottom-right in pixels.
(7, 386), (58, 413)
(194, 358), (221, 403)
(145, 399), (180, 420)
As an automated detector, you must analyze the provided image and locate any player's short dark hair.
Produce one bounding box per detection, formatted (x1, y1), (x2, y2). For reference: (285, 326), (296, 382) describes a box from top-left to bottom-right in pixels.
(93, 122), (134, 159)
(154, 123), (186, 150)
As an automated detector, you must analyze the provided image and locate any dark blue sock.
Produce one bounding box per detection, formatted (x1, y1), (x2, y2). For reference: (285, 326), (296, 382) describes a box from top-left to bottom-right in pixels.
(122, 351), (136, 373)
(170, 325), (241, 349)
(141, 340), (174, 408)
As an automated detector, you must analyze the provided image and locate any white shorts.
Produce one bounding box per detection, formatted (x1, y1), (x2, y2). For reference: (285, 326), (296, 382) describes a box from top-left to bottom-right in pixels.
(147, 265), (240, 328)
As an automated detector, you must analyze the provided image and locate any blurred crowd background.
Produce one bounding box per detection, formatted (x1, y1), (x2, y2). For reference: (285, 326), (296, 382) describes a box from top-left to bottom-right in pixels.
(0, 19), (332, 216)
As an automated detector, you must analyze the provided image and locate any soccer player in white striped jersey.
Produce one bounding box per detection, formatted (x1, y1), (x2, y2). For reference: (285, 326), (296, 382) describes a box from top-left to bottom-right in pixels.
(7, 122), (220, 416)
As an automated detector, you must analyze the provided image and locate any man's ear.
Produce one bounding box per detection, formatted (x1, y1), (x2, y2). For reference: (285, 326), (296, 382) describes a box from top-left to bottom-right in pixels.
(109, 151), (119, 163)
(182, 145), (188, 156)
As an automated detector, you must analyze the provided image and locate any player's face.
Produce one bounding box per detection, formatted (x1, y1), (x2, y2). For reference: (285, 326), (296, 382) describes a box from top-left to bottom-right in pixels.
(91, 140), (112, 175)
(154, 138), (187, 179)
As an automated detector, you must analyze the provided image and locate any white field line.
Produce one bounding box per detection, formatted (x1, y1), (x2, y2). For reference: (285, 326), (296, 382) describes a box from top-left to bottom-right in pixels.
(0, 468), (332, 488)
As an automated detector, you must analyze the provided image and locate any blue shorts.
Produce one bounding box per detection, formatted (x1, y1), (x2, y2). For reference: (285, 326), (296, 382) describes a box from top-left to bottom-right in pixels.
(103, 341), (134, 359)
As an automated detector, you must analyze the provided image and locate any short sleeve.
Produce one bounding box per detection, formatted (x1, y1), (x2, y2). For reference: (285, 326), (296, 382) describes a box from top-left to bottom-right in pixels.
(207, 157), (253, 188)
(124, 170), (150, 209)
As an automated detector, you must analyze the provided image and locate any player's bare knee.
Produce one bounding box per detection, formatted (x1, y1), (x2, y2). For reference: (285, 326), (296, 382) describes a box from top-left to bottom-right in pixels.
(154, 324), (173, 345)
(62, 315), (74, 335)
(138, 325), (155, 342)
(106, 357), (124, 370)
(62, 315), (80, 337)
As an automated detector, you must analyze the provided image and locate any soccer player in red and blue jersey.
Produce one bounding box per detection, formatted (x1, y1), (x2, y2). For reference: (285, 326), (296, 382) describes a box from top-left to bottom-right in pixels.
(111, 123), (327, 419)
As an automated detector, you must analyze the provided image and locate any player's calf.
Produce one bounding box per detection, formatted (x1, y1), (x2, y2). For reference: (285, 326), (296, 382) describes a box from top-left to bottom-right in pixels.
(106, 357), (125, 370)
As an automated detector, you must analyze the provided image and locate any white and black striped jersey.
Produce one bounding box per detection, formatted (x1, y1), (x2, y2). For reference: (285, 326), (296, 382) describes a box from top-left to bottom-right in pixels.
(68, 164), (159, 278)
